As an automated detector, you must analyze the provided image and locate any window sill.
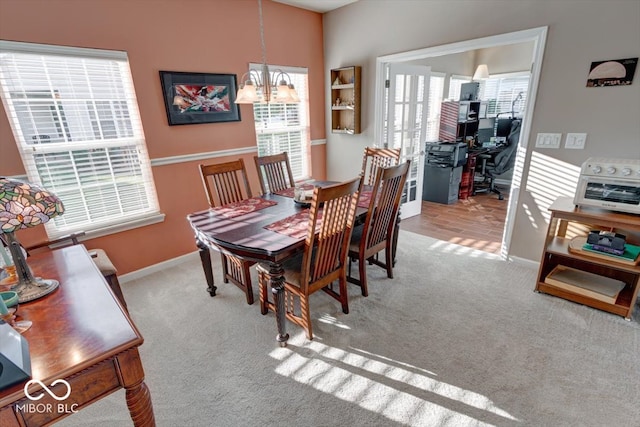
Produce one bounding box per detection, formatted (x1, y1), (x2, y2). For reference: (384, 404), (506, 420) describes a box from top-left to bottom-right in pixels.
(48, 213), (166, 243)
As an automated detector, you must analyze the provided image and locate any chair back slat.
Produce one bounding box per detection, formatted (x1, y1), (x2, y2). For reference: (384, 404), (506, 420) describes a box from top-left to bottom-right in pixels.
(301, 178), (361, 291)
(360, 147), (401, 186)
(362, 161), (410, 252)
(254, 152), (295, 194)
(199, 159), (252, 207)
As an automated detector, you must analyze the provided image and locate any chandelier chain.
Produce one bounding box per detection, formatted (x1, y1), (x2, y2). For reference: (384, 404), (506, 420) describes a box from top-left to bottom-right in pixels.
(258, 0), (267, 66)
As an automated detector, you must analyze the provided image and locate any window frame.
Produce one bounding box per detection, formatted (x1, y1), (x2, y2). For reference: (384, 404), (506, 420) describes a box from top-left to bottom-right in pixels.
(249, 63), (311, 181)
(0, 41), (163, 240)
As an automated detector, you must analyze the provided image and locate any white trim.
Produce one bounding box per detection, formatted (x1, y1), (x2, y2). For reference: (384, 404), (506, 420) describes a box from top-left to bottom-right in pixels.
(311, 138), (326, 146)
(83, 213), (165, 240)
(151, 139), (325, 167)
(507, 255), (540, 270)
(119, 250), (199, 283)
(374, 26), (548, 259)
(7, 174), (28, 181)
(0, 40), (127, 60)
(151, 146), (257, 167)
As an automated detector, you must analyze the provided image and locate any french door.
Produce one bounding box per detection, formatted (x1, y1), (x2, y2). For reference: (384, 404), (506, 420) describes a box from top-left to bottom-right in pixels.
(384, 63), (430, 218)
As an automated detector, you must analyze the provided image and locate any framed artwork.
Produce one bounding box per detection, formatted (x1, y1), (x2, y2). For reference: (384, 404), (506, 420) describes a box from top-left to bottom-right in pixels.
(586, 57), (638, 87)
(159, 71), (241, 125)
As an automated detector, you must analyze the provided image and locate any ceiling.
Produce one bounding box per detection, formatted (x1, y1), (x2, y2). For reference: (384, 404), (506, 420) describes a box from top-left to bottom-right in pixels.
(273, 0), (358, 13)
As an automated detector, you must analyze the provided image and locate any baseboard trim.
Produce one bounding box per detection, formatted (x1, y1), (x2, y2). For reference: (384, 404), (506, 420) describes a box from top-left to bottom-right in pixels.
(508, 255), (539, 270)
(120, 251), (200, 283)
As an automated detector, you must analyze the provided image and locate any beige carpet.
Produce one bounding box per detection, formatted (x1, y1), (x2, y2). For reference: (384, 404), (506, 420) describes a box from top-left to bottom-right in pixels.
(59, 230), (640, 427)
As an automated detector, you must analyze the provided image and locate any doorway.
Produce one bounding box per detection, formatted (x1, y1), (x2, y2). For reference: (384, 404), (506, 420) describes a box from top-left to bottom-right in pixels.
(374, 27), (548, 257)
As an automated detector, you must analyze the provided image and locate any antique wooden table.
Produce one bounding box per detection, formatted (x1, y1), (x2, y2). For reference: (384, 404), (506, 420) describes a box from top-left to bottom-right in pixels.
(0, 245), (155, 426)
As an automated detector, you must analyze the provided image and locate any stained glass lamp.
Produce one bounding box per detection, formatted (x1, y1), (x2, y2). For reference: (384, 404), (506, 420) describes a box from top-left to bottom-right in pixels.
(0, 177), (65, 303)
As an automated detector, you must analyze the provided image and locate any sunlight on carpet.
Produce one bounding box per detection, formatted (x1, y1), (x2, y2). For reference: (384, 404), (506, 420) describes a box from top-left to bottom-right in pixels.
(269, 341), (519, 426)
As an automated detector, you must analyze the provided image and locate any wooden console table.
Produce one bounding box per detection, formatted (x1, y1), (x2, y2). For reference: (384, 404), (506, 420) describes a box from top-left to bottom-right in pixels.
(0, 245), (155, 426)
(535, 197), (640, 320)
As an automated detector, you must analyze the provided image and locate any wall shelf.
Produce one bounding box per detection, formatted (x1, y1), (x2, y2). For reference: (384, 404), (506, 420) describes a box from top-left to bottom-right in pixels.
(330, 66), (361, 135)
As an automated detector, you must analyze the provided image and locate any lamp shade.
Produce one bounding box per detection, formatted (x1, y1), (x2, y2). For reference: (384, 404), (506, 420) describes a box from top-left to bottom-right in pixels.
(473, 64), (490, 80)
(0, 177), (64, 233)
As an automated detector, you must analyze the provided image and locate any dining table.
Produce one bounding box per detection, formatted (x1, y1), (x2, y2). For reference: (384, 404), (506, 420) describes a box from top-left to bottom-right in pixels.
(186, 181), (396, 347)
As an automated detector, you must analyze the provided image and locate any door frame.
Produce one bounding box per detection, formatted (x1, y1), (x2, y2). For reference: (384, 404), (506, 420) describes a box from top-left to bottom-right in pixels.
(373, 26), (548, 258)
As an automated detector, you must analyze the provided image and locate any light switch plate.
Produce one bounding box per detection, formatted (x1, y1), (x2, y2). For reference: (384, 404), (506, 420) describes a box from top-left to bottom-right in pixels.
(535, 133), (562, 149)
(565, 133), (587, 149)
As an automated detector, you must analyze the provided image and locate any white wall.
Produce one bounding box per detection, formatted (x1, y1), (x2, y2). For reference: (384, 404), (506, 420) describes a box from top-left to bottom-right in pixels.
(323, 0), (640, 262)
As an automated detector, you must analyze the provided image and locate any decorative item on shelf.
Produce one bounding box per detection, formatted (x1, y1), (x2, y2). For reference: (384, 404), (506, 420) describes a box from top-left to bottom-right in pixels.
(235, 0), (300, 104)
(0, 177), (64, 303)
(333, 77), (342, 86)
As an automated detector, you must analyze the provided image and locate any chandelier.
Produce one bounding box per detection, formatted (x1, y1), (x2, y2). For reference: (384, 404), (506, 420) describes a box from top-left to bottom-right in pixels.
(235, 0), (300, 104)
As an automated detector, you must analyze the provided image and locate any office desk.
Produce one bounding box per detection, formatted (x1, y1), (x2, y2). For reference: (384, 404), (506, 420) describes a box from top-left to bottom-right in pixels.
(0, 245), (155, 427)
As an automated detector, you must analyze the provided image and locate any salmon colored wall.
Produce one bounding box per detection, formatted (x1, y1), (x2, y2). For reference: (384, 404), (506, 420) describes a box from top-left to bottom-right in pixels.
(0, 0), (327, 274)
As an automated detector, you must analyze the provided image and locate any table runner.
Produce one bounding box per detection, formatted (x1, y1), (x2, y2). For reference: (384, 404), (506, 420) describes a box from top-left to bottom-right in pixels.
(210, 197), (277, 218)
(357, 185), (379, 208)
(264, 210), (324, 239)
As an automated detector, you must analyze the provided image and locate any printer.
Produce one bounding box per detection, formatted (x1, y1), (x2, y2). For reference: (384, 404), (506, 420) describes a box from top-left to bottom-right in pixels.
(425, 141), (467, 168)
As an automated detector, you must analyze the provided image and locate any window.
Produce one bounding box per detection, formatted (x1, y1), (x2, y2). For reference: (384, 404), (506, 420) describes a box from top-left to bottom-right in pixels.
(480, 73), (529, 117)
(250, 64), (310, 180)
(447, 72), (530, 117)
(448, 75), (471, 101)
(0, 41), (161, 239)
(425, 72), (445, 142)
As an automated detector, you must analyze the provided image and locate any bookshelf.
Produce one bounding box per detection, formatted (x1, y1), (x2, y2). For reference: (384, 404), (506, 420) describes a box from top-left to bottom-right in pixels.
(330, 66), (361, 134)
(535, 197), (640, 320)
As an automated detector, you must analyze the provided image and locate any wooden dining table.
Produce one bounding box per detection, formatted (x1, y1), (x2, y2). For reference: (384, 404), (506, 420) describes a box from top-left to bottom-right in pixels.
(186, 181), (396, 347)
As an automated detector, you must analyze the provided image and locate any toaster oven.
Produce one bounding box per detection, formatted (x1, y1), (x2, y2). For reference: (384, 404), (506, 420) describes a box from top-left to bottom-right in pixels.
(573, 157), (640, 214)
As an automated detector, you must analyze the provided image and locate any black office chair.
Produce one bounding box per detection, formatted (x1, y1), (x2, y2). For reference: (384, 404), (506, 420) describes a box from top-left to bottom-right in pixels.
(474, 119), (521, 200)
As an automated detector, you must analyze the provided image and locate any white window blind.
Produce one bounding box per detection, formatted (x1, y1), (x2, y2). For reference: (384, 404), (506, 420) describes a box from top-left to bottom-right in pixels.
(448, 75), (471, 101)
(250, 64), (310, 180)
(425, 73), (445, 142)
(448, 72), (530, 117)
(480, 73), (529, 117)
(0, 41), (160, 239)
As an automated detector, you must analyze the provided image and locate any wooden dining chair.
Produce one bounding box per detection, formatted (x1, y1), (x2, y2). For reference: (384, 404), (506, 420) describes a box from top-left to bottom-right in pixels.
(254, 152), (295, 194)
(348, 161), (410, 297)
(360, 147), (401, 186)
(199, 159), (256, 304)
(257, 177), (362, 340)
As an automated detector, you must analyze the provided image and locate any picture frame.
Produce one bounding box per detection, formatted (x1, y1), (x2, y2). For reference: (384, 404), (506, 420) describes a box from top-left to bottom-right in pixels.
(159, 71), (241, 125)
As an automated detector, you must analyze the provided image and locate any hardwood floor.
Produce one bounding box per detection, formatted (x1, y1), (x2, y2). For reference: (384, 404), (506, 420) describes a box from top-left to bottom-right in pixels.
(401, 190), (509, 255)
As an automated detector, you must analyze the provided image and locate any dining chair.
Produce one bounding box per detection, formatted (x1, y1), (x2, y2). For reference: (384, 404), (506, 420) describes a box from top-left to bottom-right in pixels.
(254, 152), (295, 195)
(360, 147), (401, 186)
(348, 161), (410, 297)
(199, 159), (256, 304)
(257, 177), (362, 340)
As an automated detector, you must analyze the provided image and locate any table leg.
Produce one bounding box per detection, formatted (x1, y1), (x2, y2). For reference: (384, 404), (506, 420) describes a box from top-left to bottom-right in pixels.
(117, 348), (156, 427)
(268, 262), (289, 347)
(196, 238), (216, 297)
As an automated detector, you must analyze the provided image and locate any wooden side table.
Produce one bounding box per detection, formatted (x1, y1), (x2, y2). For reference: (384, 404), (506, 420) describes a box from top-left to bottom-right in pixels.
(0, 245), (155, 426)
(535, 197), (640, 320)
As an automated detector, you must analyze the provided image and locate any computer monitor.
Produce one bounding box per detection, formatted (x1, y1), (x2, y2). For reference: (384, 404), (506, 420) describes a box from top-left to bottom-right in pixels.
(459, 82), (479, 101)
(479, 118), (495, 129)
(496, 118), (513, 138)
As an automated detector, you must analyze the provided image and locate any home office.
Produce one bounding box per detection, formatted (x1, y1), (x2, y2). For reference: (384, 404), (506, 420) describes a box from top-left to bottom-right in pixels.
(423, 79), (523, 205)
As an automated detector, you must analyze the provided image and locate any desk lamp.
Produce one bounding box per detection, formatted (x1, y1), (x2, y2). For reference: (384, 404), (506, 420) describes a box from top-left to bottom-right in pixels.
(0, 177), (65, 303)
